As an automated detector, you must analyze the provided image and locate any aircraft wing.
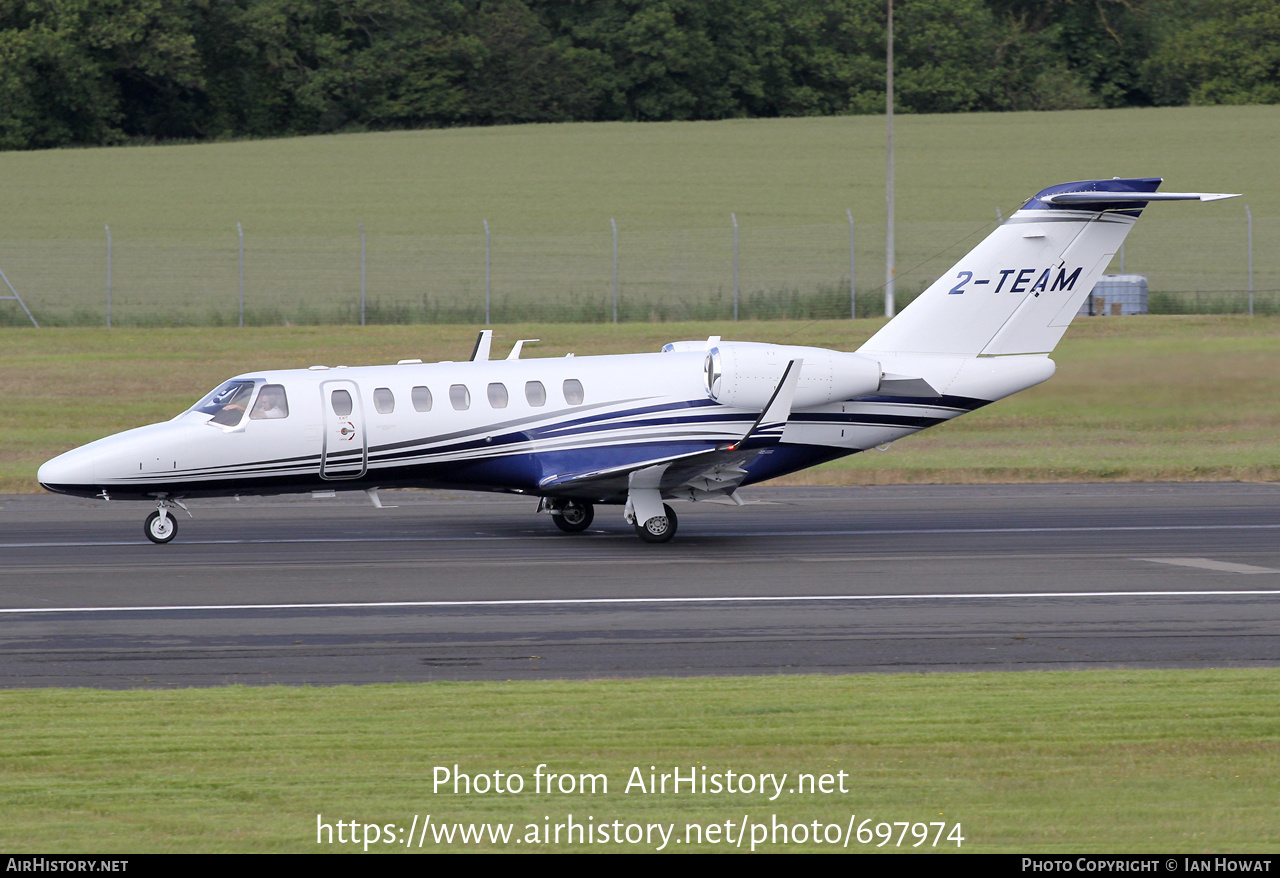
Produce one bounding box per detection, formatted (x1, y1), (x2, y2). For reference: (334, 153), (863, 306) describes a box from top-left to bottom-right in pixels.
(537, 444), (763, 504)
(537, 359), (802, 504)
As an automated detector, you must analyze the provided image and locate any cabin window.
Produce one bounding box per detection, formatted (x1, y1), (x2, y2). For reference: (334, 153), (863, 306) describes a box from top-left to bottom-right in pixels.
(373, 387), (395, 414)
(331, 389), (353, 417)
(249, 384), (289, 420)
(412, 386), (433, 412)
(525, 381), (546, 407)
(487, 382), (508, 409)
(195, 379), (256, 427)
(450, 384), (470, 411)
(563, 378), (585, 405)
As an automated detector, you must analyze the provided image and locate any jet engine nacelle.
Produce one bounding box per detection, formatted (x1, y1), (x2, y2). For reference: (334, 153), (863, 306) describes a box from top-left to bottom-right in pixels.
(704, 343), (882, 409)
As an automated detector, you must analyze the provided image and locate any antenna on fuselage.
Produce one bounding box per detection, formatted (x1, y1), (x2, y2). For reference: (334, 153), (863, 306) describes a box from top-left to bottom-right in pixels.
(506, 339), (540, 360)
(470, 330), (493, 362)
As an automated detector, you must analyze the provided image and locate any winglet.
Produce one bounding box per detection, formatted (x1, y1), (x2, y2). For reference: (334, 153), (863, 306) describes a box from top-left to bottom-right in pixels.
(471, 330), (493, 362)
(724, 359), (802, 451)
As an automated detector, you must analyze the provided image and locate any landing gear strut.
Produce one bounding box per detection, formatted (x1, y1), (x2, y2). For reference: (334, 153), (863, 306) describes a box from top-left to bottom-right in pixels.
(144, 497), (189, 544)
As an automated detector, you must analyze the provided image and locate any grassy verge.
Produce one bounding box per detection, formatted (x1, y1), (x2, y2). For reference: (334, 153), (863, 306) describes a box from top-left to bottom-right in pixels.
(6, 315), (1278, 493)
(1, 671), (1276, 852)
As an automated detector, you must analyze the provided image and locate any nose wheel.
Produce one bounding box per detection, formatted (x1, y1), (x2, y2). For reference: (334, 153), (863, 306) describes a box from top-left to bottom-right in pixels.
(144, 497), (189, 544)
(145, 510), (177, 543)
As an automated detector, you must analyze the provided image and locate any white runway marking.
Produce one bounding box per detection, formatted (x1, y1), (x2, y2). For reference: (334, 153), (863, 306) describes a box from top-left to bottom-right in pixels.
(2, 522), (1280, 549)
(1137, 558), (1280, 575)
(4, 589), (1280, 616)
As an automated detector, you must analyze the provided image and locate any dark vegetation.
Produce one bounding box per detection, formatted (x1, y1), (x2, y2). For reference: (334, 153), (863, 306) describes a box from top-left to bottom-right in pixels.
(2, 0), (1277, 151)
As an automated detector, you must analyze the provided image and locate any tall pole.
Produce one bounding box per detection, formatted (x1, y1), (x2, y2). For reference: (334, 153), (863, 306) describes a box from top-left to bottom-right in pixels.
(483, 219), (491, 325)
(105, 224), (111, 328)
(359, 221), (366, 326)
(847, 209), (856, 319)
(731, 212), (740, 321)
(885, 0), (895, 317)
(1246, 204), (1254, 316)
(237, 222), (244, 327)
(611, 217), (619, 324)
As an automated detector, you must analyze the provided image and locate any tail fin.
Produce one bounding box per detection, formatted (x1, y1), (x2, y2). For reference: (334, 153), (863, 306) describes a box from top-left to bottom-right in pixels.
(858, 178), (1238, 358)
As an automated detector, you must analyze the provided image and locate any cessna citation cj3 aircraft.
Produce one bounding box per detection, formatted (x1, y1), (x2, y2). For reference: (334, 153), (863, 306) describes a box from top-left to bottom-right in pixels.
(40, 178), (1236, 543)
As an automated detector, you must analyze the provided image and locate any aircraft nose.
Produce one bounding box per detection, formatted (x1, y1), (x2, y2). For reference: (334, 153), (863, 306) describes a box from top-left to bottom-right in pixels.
(38, 446), (96, 493)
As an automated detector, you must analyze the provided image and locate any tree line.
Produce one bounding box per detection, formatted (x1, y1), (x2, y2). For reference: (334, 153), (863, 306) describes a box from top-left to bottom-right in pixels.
(1, 0), (1276, 151)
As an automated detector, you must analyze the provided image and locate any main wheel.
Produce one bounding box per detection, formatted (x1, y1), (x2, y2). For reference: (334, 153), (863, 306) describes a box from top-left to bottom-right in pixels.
(552, 500), (594, 533)
(144, 510), (177, 544)
(634, 503), (678, 544)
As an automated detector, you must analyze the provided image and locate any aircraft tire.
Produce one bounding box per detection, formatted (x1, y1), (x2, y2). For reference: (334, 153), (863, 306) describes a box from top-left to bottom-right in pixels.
(552, 501), (594, 533)
(144, 511), (178, 544)
(635, 504), (678, 544)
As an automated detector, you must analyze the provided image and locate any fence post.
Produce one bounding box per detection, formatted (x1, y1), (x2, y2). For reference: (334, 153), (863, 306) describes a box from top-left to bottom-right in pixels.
(0, 267), (38, 327)
(847, 210), (855, 319)
(237, 222), (244, 327)
(483, 219), (491, 325)
(731, 212), (739, 321)
(105, 224), (111, 328)
(611, 217), (618, 323)
(1246, 205), (1254, 316)
(359, 221), (366, 326)
(884, 0), (895, 320)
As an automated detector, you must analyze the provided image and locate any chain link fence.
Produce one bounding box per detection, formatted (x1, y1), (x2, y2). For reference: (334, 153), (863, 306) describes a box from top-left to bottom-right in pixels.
(0, 212), (1274, 327)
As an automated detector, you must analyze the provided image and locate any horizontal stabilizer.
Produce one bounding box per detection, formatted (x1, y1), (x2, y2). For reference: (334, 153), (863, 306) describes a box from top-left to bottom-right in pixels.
(1042, 191), (1239, 205)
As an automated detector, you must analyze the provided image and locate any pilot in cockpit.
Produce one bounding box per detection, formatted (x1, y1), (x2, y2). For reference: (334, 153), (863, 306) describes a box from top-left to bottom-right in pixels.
(250, 384), (289, 420)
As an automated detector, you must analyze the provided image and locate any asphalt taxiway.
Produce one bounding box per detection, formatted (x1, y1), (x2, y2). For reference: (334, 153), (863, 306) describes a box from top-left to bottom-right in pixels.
(1, 483), (1278, 687)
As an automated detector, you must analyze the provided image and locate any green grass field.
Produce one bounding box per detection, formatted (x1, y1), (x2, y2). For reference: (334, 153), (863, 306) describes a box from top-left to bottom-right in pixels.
(0, 675), (1274, 854)
(0, 107), (1274, 325)
(3, 107), (1275, 237)
(2, 671), (1277, 853)
(6, 315), (1278, 494)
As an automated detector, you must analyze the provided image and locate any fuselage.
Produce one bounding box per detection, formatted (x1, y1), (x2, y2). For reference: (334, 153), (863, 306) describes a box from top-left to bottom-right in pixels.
(37, 344), (1028, 504)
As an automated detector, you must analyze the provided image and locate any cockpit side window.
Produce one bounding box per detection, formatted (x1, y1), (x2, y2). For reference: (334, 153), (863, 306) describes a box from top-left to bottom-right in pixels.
(194, 380), (256, 427)
(250, 384), (289, 420)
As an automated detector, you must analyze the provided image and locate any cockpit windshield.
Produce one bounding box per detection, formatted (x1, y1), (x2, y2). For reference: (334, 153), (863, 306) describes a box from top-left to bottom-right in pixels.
(192, 380), (257, 427)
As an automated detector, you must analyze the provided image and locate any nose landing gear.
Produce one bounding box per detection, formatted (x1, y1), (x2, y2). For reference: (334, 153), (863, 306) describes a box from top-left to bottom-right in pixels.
(144, 497), (190, 544)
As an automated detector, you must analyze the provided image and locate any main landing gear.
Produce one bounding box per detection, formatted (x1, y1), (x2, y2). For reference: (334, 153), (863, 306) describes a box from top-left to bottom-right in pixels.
(144, 497), (189, 544)
(540, 499), (680, 547)
(551, 499), (595, 533)
(633, 503), (678, 544)
(540, 497), (679, 543)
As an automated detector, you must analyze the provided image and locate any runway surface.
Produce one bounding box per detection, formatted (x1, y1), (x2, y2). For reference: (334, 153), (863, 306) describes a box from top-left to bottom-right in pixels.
(2, 483), (1278, 688)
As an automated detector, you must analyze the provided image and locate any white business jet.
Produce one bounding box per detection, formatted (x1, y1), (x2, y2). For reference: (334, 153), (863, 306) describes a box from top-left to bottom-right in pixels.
(39, 178), (1236, 543)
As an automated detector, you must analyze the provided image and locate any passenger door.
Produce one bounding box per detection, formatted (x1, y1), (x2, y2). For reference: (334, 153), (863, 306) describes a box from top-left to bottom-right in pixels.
(320, 380), (367, 480)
